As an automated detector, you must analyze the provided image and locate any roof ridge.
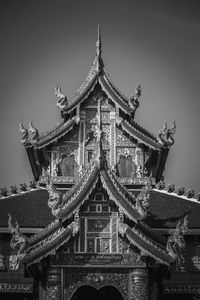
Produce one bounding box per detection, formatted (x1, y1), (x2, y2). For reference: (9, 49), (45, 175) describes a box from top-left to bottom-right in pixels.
(153, 182), (200, 203)
(0, 185), (43, 200)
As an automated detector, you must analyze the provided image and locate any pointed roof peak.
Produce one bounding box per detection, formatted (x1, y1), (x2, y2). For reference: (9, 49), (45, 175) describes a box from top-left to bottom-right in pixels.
(96, 24), (102, 59)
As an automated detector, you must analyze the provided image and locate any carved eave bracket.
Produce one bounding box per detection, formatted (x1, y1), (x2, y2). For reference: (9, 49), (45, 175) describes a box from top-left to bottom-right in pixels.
(135, 183), (150, 220)
(166, 215), (188, 268)
(8, 214), (28, 271)
(157, 121), (176, 148)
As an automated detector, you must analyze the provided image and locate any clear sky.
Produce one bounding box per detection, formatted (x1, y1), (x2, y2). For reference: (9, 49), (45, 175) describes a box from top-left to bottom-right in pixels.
(1, 0), (200, 194)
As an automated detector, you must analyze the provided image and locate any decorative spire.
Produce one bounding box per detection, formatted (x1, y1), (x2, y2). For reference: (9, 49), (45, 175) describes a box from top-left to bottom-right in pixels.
(96, 24), (102, 59)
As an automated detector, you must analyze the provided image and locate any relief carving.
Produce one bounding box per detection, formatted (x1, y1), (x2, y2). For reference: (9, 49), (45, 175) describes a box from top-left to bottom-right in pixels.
(64, 271), (129, 300)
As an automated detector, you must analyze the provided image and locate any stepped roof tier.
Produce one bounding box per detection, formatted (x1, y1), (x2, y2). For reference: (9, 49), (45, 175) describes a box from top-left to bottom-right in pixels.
(1, 184), (199, 232)
(0, 143), (191, 267)
(19, 27), (175, 153)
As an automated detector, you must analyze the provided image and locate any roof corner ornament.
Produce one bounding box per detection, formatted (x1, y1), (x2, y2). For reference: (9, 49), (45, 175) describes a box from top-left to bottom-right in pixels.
(8, 214), (27, 271)
(166, 215), (188, 269)
(157, 121), (176, 148)
(129, 84), (141, 113)
(19, 122), (29, 144)
(55, 85), (68, 110)
(135, 183), (150, 219)
(29, 121), (39, 143)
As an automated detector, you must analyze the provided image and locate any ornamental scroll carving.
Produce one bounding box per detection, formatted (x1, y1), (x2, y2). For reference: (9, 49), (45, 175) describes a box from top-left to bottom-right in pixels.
(64, 271), (129, 300)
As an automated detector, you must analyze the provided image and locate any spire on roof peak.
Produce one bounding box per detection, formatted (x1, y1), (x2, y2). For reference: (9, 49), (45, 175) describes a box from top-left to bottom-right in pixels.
(96, 25), (102, 59)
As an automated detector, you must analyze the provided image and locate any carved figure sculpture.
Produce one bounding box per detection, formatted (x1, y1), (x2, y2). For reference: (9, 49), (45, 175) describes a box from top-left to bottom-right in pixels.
(29, 121), (39, 142)
(166, 215), (188, 269)
(157, 121), (176, 148)
(19, 122), (29, 144)
(55, 85), (68, 110)
(8, 214), (27, 270)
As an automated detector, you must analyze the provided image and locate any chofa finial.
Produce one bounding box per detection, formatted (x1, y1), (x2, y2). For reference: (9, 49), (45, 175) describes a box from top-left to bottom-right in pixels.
(96, 25), (102, 59)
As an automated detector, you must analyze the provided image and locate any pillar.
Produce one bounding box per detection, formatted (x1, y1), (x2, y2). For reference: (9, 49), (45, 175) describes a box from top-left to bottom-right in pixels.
(130, 269), (149, 300)
(39, 268), (61, 300)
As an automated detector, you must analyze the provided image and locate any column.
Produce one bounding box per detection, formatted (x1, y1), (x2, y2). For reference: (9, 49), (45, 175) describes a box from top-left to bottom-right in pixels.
(39, 268), (61, 300)
(130, 269), (149, 300)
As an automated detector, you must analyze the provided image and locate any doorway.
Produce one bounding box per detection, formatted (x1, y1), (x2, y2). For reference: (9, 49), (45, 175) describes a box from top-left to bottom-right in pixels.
(71, 285), (124, 300)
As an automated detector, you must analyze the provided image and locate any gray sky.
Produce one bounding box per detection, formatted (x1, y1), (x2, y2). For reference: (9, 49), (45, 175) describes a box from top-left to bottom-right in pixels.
(1, 0), (200, 194)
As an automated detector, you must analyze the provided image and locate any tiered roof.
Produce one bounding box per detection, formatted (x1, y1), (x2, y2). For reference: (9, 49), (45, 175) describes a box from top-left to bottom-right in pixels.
(19, 27), (173, 154)
(3, 27), (189, 269)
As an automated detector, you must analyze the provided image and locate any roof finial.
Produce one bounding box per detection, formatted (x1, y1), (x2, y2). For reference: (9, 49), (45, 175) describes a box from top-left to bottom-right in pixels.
(96, 24), (102, 59)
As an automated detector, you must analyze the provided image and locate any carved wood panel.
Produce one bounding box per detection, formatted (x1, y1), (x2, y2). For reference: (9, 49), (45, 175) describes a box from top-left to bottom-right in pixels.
(64, 270), (129, 300)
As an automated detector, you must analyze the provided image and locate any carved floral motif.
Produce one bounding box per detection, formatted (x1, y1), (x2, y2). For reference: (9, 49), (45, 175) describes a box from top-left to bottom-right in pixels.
(64, 271), (129, 300)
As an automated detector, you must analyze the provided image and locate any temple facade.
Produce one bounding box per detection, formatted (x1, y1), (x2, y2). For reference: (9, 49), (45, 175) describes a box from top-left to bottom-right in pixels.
(0, 28), (200, 300)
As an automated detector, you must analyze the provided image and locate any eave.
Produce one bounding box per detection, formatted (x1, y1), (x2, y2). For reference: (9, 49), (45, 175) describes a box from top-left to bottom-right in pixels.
(32, 117), (77, 149)
(48, 157), (145, 223)
(124, 225), (173, 266)
(120, 119), (159, 150)
(22, 224), (72, 266)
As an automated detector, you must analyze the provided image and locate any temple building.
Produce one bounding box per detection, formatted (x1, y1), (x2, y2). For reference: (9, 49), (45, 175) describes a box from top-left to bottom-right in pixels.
(1, 27), (200, 300)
